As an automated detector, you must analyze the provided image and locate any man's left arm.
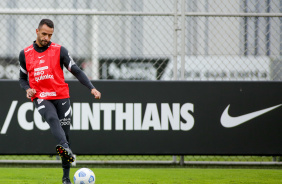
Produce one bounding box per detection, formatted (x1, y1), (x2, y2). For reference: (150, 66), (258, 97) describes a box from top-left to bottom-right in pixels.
(60, 46), (101, 99)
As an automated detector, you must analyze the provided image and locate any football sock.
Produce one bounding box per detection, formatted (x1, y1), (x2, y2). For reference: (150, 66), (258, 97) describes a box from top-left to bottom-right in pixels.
(63, 167), (70, 179)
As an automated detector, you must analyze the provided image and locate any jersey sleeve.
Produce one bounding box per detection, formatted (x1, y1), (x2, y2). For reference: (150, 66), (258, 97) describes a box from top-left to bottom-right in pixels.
(60, 46), (95, 90)
(19, 50), (30, 90)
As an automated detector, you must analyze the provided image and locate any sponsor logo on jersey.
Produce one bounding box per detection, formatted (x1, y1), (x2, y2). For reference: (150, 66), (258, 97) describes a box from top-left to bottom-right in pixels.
(34, 71), (44, 76)
(34, 66), (54, 82)
(35, 74), (54, 82)
(34, 66), (48, 72)
(39, 92), (57, 97)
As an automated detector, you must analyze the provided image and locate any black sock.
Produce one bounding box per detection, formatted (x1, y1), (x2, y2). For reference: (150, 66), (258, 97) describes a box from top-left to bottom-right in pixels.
(63, 167), (70, 179)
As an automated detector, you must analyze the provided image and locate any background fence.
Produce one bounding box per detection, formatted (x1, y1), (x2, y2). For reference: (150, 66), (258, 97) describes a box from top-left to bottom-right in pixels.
(1, 0), (282, 81)
(0, 0), (281, 165)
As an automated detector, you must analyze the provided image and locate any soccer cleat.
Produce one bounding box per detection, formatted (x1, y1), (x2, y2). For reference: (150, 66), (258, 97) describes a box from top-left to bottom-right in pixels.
(62, 177), (72, 184)
(56, 144), (75, 163)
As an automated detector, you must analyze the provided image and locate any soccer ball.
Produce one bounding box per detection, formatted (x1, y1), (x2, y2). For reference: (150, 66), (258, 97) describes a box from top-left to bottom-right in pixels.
(73, 168), (95, 184)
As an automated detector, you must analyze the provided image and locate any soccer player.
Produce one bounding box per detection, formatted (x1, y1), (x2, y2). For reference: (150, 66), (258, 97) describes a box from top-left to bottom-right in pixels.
(19, 19), (101, 184)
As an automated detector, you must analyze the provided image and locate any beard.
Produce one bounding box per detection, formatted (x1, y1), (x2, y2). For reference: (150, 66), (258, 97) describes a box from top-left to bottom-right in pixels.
(38, 38), (49, 47)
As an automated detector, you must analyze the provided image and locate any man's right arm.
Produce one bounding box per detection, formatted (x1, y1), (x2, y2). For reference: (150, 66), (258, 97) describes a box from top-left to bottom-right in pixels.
(19, 50), (30, 90)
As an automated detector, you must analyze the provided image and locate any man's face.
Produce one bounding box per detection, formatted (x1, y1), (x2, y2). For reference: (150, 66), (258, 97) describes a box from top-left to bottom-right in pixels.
(36, 24), (54, 47)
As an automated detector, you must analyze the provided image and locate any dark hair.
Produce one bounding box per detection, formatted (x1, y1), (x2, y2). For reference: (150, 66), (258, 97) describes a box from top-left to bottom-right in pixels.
(38, 19), (54, 29)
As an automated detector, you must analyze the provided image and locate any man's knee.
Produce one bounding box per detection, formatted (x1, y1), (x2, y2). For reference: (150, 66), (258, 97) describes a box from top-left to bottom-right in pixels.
(44, 112), (59, 124)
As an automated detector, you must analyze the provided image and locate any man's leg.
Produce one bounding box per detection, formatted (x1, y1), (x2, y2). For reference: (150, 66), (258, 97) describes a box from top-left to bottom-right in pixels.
(34, 98), (73, 183)
(54, 98), (74, 163)
(55, 98), (73, 183)
(34, 98), (68, 145)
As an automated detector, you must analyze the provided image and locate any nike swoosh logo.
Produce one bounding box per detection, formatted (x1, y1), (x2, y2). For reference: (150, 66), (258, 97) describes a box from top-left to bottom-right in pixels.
(221, 104), (282, 128)
(62, 102), (67, 105)
(38, 55), (45, 59)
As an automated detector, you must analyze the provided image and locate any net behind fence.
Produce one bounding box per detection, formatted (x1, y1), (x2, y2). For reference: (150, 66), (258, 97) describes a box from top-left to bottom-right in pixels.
(0, 0), (281, 165)
(0, 0), (281, 81)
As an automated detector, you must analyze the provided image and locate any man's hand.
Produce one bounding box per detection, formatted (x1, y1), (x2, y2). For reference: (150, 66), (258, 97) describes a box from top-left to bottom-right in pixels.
(91, 88), (101, 99)
(26, 88), (36, 99)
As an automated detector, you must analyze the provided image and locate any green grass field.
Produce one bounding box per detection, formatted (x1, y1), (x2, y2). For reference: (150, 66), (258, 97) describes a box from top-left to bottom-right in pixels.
(0, 167), (281, 184)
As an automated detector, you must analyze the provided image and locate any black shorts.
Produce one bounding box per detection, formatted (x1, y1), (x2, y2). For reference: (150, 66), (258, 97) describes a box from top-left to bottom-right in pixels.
(33, 98), (72, 144)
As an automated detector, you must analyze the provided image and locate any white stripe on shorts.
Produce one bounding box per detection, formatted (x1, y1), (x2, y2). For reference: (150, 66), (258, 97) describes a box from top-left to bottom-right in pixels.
(37, 105), (45, 111)
(65, 106), (71, 117)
